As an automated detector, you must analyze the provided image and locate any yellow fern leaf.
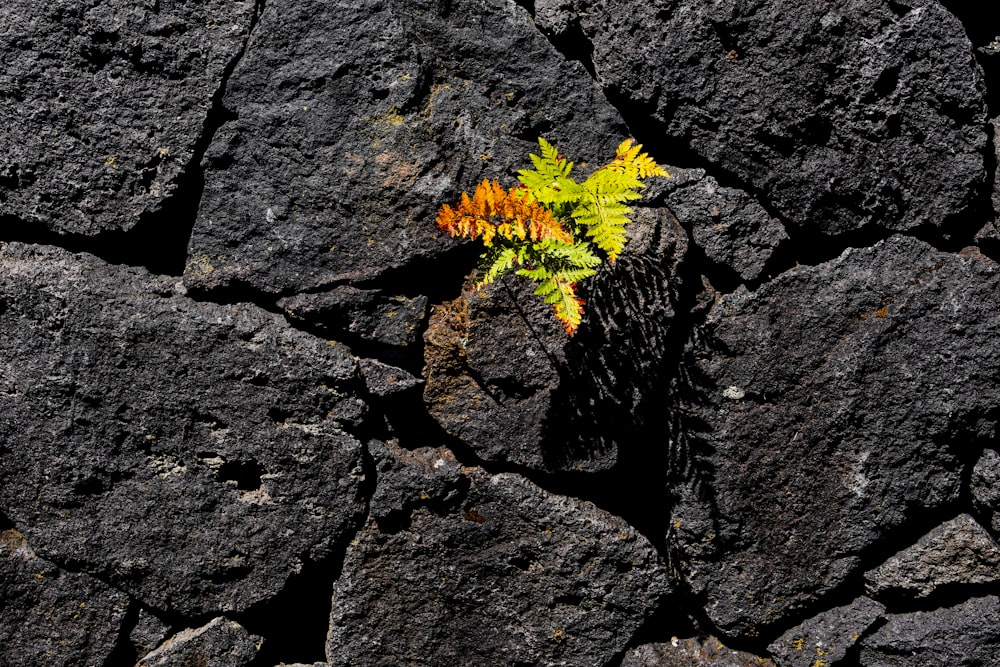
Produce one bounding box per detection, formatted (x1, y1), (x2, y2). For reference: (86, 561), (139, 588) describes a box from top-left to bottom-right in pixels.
(610, 138), (670, 180)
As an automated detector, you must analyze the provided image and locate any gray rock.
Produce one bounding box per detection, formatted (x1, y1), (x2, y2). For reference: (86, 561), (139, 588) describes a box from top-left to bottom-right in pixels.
(0, 243), (368, 616)
(621, 636), (774, 666)
(767, 596), (885, 667)
(865, 514), (1000, 598)
(677, 236), (1000, 636)
(328, 462), (672, 666)
(667, 176), (787, 282)
(357, 358), (423, 397)
(993, 117), (1000, 218)
(183, 0), (623, 297)
(567, 0), (987, 235)
(279, 288), (428, 349)
(137, 617), (261, 667)
(130, 607), (172, 660)
(424, 207), (688, 471)
(0, 0), (256, 234)
(367, 440), (465, 525)
(0, 528), (128, 667)
(859, 595), (1000, 666)
(971, 448), (1000, 534)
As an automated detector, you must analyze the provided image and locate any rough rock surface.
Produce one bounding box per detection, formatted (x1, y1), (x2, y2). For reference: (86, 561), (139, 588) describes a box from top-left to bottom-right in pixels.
(0, 243), (368, 616)
(970, 448), (1000, 534)
(137, 616), (261, 667)
(554, 0), (988, 236)
(767, 596), (885, 667)
(676, 236), (1000, 636)
(0, 0), (256, 234)
(666, 174), (787, 282)
(183, 0), (623, 296)
(865, 513), (1000, 598)
(328, 454), (671, 666)
(859, 595), (1000, 666)
(621, 637), (775, 667)
(424, 207), (688, 471)
(2, 0), (1000, 664)
(0, 528), (128, 667)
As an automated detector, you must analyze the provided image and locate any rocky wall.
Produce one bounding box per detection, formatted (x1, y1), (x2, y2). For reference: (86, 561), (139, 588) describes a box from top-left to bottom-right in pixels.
(2, 0), (1000, 665)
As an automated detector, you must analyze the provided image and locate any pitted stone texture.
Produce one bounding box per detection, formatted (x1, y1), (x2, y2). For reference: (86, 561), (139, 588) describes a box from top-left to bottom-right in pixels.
(424, 207), (688, 471)
(184, 0), (624, 297)
(971, 448), (1000, 535)
(550, 0), (987, 236)
(677, 236), (1000, 637)
(0, 528), (128, 667)
(621, 637), (775, 666)
(328, 463), (671, 666)
(865, 514), (1000, 599)
(0, 0), (255, 234)
(768, 597), (885, 667)
(137, 617), (261, 667)
(667, 176), (787, 281)
(0, 243), (367, 617)
(859, 595), (1000, 666)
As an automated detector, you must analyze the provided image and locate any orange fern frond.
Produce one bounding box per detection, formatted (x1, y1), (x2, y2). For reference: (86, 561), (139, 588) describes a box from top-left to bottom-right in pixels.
(436, 180), (572, 246)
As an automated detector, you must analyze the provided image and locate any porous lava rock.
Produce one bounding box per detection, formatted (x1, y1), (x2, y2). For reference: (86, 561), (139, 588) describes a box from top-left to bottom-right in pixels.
(865, 513), (1000, 599)
(327, 455), (671, 666)
(183, 0), (623, 297)
(137, 616), (261, 667)
(0, 528), (128, 667)
(0, 243), (368, 617)
(543, 0), (987, 236)
(676, 236), (1000, 636)
(0, 0), (256, 234)
(767, 596), (885, 667)
(859, 595), (1000, 666)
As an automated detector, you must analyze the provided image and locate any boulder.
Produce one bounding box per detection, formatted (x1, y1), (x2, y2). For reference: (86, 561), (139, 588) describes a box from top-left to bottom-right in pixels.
(137, 617), (261, 667)
(865, 514), (1000, 599)
(546, 0), (987, 236)
(859, 595), (1000, 666)
(0, 243), (368, 616)
(675, 236), (1000, 636)
(424, 207), (688, 471)
(183, 0), (624, 297)
(0, 528), (128, 667)
(0, 0), (256, 234)
(328, 455), (672, 666)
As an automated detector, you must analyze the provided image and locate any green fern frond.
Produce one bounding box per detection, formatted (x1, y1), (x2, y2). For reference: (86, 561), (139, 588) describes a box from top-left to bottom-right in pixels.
(435, 135), (669, 334)
(476, 244), (518, 287)
(533, 275), (585, 334)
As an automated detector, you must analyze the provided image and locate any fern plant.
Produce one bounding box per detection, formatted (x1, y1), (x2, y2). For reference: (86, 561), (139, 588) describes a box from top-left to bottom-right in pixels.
(436, 138), (668, 334)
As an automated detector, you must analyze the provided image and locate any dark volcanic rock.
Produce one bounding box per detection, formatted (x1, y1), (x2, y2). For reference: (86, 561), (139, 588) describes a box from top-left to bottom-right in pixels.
(554, 0), (987, 235)
(971, 448), (1000, 534)
(666, 175), (787, 281)
(0, 243), (368, 616)
(0, 0), (255, 234)
(865, 514), (1000, 599)
(859, 595), (1000, 666)
(621, 636), (774, 666)
(137, 617), (261, 667)
(183, 0), (623, 297)
(424, 207), (688, 471)
(328, 460), (671, 666)
(676, 236), (1000, 636)
(767, 596), (885, 667)
(278, 287), (428, 350)
(0, 528), (128, 667)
